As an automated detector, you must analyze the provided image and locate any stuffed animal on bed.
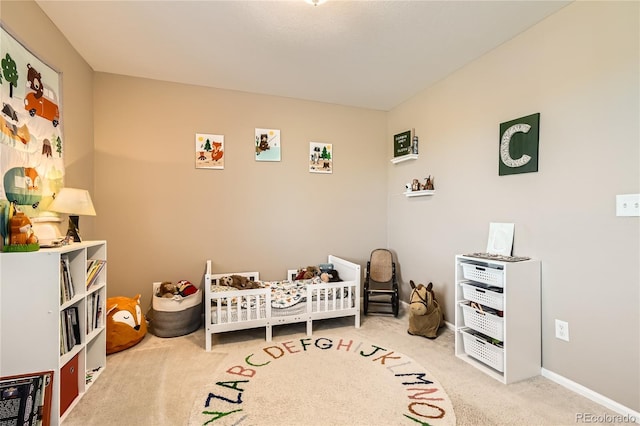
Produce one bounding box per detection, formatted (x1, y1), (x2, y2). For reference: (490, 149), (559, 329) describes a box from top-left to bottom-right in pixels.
(106, 294), (148, 354)
(320, 269), (341, 283)
(407, 280), (444, 339)
(219, 275), (260, 290)
(295, 266), (320, 280)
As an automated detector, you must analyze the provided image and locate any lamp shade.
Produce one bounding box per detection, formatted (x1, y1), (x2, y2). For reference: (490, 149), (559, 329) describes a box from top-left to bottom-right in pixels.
(49, 188), (96, 216)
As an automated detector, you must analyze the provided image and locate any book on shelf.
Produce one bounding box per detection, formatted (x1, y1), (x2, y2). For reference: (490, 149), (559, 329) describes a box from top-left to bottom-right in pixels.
(60, 307), (81, 354)
(60, 256), (75, 302)
(85, 293), (103, 334)
(95, 294), (102, 328)
(60, 312), (68, 355)
(86, 259), (106, 289)
(69, 307), (81, 345)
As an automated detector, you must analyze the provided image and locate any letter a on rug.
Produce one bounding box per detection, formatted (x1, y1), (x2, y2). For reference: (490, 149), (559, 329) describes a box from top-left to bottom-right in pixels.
(189, 335), (456, 425)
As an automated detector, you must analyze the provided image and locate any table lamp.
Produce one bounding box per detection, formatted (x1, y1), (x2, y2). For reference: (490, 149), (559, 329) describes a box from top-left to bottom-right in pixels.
(48, 187), (96, 242)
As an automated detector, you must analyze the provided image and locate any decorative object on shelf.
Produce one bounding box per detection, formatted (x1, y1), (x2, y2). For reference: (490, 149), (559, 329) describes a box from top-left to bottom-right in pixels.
(393, 128), (414, 158)
(255, 128), (281, 161)
(49, 188), (96, 243)
(412, 134), (419, 154)
(486, 222), (514, 256)
(406, 175), (434, 192)
(195, 133), (224, 169)
(2, 203), (39, 252)
(499, 113), (540, 176)
(407, 280), (444, 339)
(309, 142), (332, 173)
(106, 294), (147, 354)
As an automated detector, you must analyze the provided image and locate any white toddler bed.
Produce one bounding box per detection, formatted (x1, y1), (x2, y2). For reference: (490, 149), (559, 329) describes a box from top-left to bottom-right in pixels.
(204, 255), (361, 351)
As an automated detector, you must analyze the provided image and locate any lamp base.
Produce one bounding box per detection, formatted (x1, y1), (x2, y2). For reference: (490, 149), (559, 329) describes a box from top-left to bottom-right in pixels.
(66, 215), (82, 242)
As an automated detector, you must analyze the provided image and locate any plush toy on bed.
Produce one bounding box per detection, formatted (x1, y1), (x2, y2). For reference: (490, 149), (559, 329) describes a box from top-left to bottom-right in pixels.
(219, 275), (261, 290)
(295, 266), (320, 280)
(320, 269), (341, 283)
(407, 280), (444, 339)
(106, 294), (148, 354)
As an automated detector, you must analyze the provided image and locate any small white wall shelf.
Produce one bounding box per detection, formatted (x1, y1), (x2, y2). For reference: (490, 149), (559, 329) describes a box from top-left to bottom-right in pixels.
(390, 154), (418, 164)
(404, 190), (435, 197)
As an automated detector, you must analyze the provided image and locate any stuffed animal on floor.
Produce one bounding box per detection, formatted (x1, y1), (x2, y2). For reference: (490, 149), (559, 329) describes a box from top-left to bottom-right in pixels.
(407, 280), (444, 339)
(219, 274), (260, 290)
(156, 281), (178, 298)
(106, 294), (148, 354)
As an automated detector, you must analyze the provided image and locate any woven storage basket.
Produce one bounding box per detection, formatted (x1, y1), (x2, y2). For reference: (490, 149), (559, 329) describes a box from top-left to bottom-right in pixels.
(461, 282), (503, 311)
(461, 329), (504, 372)
(150, 282), (202, 338)
(461, 263), (504, 287)
(460, 302), (504, 341)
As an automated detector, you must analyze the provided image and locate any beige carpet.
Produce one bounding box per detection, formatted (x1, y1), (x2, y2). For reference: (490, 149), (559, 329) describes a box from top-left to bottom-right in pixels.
(63, 311), (625, 426)
(188, 334), (455, 425)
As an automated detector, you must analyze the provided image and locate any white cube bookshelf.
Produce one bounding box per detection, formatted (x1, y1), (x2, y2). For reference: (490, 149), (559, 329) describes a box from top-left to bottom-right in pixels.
(0, 240), (107, 424)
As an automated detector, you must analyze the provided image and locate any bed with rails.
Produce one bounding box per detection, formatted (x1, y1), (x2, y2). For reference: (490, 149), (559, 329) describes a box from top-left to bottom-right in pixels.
(204, 255), (361, 351)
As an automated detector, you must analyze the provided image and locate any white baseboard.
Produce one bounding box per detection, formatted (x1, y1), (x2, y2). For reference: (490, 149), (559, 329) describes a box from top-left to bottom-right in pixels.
(541, 368), (640, 424)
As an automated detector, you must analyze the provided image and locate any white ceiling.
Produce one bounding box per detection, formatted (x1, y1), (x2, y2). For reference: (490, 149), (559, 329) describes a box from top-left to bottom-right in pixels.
(35, 0), (571, 111)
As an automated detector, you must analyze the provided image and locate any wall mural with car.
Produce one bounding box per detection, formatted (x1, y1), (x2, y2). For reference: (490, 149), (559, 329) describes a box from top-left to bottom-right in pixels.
(0, 26), (64, 246)
(0, 25), (66, 247)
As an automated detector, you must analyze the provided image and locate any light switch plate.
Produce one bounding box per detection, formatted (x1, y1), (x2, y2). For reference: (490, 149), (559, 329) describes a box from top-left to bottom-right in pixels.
(616, 194), (640, 217)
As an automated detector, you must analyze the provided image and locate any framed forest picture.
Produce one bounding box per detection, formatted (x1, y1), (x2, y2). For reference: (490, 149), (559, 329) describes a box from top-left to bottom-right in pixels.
(195, 133), (224, 169)
(309, 142), (332, 174)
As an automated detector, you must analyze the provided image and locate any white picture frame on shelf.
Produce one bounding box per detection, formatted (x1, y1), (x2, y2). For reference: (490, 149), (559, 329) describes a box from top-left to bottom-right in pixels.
(486, 222), (515, 256)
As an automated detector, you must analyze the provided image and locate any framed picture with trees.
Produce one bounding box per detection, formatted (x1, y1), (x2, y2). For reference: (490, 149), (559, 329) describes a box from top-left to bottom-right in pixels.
(195, 133), (224, 169)
(309, 142), (332, 174)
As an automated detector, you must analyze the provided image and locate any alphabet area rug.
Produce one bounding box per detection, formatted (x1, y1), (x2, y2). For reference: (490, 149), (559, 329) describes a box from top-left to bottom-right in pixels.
(189, 335), (456, 425)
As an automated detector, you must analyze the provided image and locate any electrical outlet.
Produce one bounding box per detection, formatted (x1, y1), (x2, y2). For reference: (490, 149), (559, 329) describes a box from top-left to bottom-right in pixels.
(555, 319), (569, 342)
(616, 194), (640, 217)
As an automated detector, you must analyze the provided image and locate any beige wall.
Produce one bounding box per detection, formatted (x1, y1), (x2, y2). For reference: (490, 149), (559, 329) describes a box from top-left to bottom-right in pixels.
(387, 1), (639, 412)
(92, 74), (388, 301)
(3, 0), (639, 415)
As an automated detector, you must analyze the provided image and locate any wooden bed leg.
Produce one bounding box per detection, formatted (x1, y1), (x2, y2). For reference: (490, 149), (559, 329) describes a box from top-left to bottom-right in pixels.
(306, 320), (313, 336)
(206, 331), (212, 351)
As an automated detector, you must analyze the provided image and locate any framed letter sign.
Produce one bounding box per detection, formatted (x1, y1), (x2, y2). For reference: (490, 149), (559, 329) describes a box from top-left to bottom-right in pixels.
(498, 113), (540, 176)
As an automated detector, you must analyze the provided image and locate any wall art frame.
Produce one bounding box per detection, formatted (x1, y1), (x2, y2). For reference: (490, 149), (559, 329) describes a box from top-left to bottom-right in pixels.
(309, 142), (332, 174)
(255, 128), (281, 162)
(195, 133), (224, 169)
(499, 113), (540, 176)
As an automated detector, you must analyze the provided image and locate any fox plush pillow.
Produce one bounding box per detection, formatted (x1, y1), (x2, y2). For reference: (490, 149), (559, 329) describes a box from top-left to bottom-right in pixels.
(106, 295), (148, 354)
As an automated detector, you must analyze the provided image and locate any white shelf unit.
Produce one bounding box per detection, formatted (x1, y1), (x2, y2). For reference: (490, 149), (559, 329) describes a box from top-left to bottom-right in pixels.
(390, 153), (418, 164)
(403, 190), (435, 197)
(454, 254), (540, 384)
(0, 241), (107, 425)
